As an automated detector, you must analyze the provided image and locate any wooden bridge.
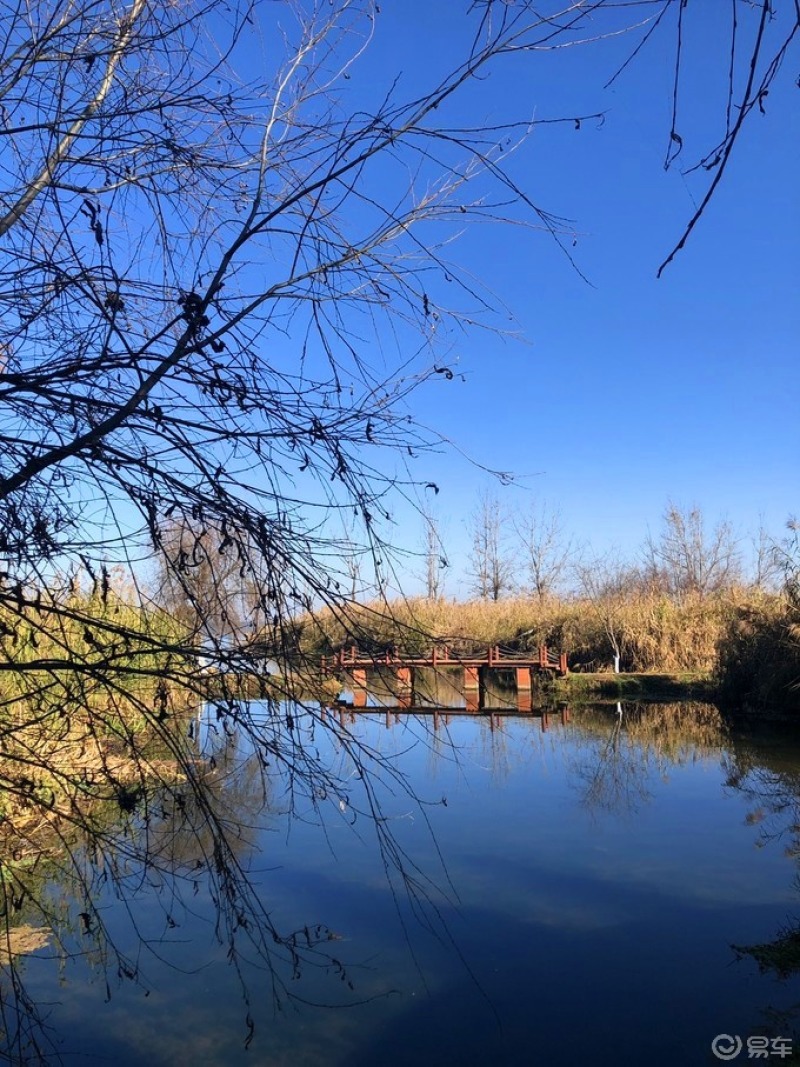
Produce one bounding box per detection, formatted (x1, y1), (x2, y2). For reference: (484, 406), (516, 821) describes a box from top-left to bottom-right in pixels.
(321, 644), (568, 711)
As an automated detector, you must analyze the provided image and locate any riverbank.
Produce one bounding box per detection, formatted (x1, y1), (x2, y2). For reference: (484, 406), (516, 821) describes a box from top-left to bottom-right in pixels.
(553, 671), (718, 704)
(300, 589), (800, 715)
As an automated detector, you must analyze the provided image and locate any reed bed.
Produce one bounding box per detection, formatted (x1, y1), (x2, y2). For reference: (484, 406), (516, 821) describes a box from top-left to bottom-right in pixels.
(717, 592), (800, 712)
(0, 583), (197, 872)
(302, 587), (800, 712)
(303, 589), (769, 674)
(0, 585), (191, 725)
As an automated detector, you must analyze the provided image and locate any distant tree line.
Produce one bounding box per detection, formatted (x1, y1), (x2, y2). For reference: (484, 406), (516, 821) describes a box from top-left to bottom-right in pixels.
(420, 495), (788, 604)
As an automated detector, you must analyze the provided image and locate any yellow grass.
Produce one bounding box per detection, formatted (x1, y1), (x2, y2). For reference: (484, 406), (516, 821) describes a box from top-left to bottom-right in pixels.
(303, 587), (782, 676)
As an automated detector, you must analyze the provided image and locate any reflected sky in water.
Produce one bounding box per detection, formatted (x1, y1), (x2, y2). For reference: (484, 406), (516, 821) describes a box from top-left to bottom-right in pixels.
(7, 703), (800, 1066)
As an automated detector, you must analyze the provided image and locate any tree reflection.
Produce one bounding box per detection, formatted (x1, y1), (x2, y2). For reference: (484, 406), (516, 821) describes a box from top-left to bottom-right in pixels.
(571, 704), (652, 815)
(570, 702), (726, 816)
(0, 690), (449, 1064)
(722, 735), (800, 858)
(721, 727), (800, 1045)
(5, 689), (797, 1064)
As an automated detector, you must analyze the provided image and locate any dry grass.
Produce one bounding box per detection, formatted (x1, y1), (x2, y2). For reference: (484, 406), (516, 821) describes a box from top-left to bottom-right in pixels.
(0, 584), (188, 717)
(0, 582), (197, 889)
(717, 591), (800, 711)
(302, 588), (776, 675)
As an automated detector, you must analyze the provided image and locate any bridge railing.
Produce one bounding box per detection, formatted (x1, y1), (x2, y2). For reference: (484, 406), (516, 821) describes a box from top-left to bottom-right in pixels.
(321, 644), (568, 675)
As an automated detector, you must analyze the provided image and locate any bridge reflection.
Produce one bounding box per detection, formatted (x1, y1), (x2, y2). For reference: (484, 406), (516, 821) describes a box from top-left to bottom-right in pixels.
(332, 662), (564, 714)
(322, 701), (572, 733)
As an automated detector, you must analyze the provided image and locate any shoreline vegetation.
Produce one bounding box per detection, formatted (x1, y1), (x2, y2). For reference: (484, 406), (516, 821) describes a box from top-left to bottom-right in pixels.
(0, 579), (794, 991)
(553, 672), (717, 704)
(2, 580), (798, 724)
(301, 587), (800, 716)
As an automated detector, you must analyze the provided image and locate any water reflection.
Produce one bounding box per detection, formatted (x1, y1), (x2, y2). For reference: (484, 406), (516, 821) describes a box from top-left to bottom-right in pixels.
(0, 696), (419, 1063)
(341, 664), (533, 711)
(719, 721), (800, 1043)
(567, 701), (728, 816)
(571, 702), (647, 814)
(3, 699), (800, 1065)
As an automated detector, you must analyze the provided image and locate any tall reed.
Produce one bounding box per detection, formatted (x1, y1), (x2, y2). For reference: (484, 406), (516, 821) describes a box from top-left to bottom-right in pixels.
(302, 588), (761, 674)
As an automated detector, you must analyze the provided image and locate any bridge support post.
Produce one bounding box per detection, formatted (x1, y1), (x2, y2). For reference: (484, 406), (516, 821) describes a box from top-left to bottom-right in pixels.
(352, 668), (368, 708)
(395, 666), (412, 709)
(515, 666), (531, 691)
(515, 666), (532, 712)
(464, 665), (480, 713)
(559, 652), (568, 676)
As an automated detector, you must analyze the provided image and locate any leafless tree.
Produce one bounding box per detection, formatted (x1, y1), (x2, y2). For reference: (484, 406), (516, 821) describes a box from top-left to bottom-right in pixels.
(514, 499), (574, 601)
(575, 553), (635, 670)
(0, 2), (626, 1052)
(154, 518), (262, 640)
(421, 504), (448, 601)
(467, 490), (515, 601)
(587, 0), (799, 277)
(775, 518), (800, 608)
(749, 519), (782, 591)
(643, 502), (741, 600)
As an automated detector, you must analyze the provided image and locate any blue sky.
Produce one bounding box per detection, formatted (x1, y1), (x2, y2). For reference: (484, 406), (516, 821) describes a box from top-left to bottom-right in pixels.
(338, 3), (799, 591)
(76, 3), (795, 597)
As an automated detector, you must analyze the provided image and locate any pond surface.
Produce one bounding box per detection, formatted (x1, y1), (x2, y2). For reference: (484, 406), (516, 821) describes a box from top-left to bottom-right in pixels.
(6, 701), (800, 1066)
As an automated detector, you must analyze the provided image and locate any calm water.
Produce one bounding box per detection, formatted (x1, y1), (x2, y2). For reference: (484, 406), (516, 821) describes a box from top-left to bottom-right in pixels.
(5, 701), (800, 1066)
